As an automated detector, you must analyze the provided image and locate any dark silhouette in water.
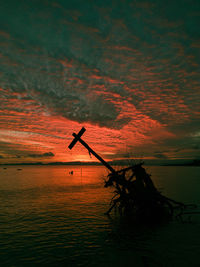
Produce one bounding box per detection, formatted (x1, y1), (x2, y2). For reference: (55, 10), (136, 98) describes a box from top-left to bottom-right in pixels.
(68, 127), (198, 222)
(104, 163), (193, 221)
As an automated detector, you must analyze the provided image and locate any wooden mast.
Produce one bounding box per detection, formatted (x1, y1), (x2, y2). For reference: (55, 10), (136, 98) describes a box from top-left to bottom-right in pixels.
(68, 127), (115, 173)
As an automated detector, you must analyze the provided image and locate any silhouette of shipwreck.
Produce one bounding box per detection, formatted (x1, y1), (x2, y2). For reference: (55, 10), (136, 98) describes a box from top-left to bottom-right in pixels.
(68, 127), (197, 222)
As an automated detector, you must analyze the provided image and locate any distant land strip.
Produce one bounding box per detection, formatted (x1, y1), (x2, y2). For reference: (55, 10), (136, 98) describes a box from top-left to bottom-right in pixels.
(0, 159), (199, 166)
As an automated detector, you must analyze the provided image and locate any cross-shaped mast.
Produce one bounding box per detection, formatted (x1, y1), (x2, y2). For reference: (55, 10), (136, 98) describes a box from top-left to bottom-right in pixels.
(68, 127), (115, 173)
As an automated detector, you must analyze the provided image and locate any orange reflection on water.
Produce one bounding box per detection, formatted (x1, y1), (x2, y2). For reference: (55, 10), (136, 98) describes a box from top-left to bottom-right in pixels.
(0, 165), (112, 216)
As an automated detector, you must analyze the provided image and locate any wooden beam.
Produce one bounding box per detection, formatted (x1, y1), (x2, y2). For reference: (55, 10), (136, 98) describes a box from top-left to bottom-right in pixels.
(68, 127), (86, 150)
(68, 128), (115, 173)
(72, 133), (116, 173)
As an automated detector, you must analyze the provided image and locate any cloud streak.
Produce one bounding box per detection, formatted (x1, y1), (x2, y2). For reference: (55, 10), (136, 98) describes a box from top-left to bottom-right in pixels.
(0, 0), (199, 163)
(28, 152), (54, 158)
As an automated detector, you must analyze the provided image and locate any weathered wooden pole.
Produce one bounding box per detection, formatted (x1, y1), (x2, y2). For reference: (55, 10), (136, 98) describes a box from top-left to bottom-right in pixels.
(68, 127), (115, 173)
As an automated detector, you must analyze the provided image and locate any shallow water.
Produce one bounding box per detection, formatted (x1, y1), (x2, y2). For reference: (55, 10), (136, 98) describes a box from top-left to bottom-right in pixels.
(0, 165), (200, 266)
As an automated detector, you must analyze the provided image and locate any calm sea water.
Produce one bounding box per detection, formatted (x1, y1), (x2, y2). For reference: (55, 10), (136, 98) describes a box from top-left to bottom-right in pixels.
(0, 165), (200, 267)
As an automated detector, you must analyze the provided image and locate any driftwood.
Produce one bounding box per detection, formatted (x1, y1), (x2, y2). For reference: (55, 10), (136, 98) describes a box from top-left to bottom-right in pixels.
(68, 128), (199, 223)
(104, 163), (198, 222)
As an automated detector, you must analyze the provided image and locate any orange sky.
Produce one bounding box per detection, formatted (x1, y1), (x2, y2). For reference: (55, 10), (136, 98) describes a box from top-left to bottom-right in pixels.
(0, 1), (199, 164)
(0, 86), (198, 164)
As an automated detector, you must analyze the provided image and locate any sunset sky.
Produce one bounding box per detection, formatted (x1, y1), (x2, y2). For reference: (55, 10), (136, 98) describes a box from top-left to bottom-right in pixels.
(0, 0), (200, 164)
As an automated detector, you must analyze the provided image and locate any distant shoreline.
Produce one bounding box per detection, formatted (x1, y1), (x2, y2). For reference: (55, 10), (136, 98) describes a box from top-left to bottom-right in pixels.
(0, 160), (199, 167)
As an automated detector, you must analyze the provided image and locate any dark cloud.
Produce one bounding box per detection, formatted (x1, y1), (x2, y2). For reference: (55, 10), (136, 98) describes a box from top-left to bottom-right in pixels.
(28, 152), (54, 158)
(154, 153), (168, 159)
(0, 0), (200, 161)
(192, 145), (199, 150)
(43, 152), (54, 157)
(1, 0), (199, 129)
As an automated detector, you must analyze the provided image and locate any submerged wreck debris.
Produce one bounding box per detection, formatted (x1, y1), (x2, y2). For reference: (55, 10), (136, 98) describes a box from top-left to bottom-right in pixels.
(104, 163), (197, 221)
(68, 127), (198, 222)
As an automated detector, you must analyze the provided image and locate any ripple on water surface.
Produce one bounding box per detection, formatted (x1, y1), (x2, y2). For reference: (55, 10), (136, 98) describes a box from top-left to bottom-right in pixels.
(0, 165), (200, 266)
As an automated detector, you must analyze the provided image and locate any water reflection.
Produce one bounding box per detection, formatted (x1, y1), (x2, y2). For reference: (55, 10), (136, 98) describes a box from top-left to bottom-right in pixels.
(0, 165), (200, 266)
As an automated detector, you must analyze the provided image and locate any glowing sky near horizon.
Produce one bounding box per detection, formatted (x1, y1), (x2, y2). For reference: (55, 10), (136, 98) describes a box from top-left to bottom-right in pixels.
(0, 0), (200, 163)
